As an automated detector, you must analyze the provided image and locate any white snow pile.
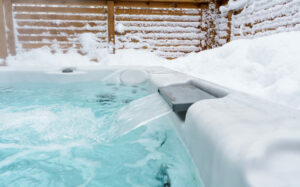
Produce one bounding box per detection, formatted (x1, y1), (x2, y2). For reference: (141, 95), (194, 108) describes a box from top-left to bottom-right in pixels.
(220, 0), (248, 12)
(169, 31), (300, 110)
(116, 23), (126, 34)
(4, 31), (300, 110)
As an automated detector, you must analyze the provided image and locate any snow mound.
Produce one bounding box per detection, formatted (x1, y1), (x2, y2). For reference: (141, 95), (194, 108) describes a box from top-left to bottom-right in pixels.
(6, 47), (95, 67)
(170, 32), (300, 109)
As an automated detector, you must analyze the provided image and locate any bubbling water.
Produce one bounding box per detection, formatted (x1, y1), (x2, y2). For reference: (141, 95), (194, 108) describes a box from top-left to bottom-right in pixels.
(0, 82), (203, 187)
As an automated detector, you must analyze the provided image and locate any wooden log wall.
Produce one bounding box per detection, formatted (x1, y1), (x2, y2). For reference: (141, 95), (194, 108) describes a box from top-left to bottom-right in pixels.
(0, 0), (213, 61)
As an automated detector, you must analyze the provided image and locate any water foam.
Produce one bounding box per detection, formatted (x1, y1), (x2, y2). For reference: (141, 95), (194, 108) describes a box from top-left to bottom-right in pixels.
(107, 93), (172, 139)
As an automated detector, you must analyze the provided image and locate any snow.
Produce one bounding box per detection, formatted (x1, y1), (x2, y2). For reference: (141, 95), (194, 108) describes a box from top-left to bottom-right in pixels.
(169, 32), (300, 109)
(116, 23), (125, 34)
(220, 0), (248, 12)
(226, 0), (300, 41)
(4, 31), (300, 110)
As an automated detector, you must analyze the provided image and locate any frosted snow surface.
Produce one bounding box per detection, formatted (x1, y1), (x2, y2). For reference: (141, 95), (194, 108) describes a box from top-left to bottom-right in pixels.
(6, 31), (300, 110)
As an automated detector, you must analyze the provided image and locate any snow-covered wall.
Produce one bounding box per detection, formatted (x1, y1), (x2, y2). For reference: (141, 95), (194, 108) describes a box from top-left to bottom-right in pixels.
(2, 0), (299, 60)
(216, 0), (300, 43)
(8, 0), (212, 59)
(114, 6), (206, 59)
(12, 3), (108, 53)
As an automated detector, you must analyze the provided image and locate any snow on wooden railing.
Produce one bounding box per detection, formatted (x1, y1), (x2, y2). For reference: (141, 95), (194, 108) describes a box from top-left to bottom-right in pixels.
(215, 0), (300, 45)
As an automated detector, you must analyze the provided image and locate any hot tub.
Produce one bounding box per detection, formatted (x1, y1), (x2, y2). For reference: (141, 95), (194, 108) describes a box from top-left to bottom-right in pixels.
(1, 66), (300, 187)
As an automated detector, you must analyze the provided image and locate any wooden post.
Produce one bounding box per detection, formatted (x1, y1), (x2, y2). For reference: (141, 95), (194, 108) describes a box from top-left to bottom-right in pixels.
(199, 3), (207, 50)
(0, 0), (8, 63)
(107, 0), (115, 53)
(3, 0), (16, 55)
(227, 10), (232, 43)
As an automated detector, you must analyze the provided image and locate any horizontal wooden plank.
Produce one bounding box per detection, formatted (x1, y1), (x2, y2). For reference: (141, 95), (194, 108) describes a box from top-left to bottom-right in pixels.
(21, 43), (83, 49)
(117, 20), (201, 27)
(115, 1), (206, 9)
(116, 16), (200, 22)
(13, 6), (107, 14)
(12, 0), (210, 5)
(116, 25), (199, 30)
(158, 46), (199, 51)
(118, 46), (199, 53)
(116, 43), (201, 49)
(117, 37), (202, 42)
(18, 35), (76, 42)
(17, 28), (106, 35)
(122, 35), (203, 40)
(116, 0), (209, 3)
(116, 29), (200, 35)
(15, 14), (107, 21)
(12, 0), (106, 6)
(16, 21), (106, 28)
(115, 8), (200, 16)
(18, 35), (107, 42)
(154, 43), (200, 47)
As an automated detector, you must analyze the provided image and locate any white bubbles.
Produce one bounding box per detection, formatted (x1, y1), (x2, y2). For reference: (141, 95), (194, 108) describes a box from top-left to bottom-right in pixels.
(0, 105), (104, 144)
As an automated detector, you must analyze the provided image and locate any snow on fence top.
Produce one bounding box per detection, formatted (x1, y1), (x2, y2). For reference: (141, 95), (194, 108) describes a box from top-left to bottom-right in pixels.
(0, 0), (299, 62)
(216, 0), (300, 44)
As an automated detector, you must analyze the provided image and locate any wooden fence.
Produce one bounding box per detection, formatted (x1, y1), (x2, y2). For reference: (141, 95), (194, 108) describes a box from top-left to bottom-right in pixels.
(2, 0), (298, 64)
(1, 0), (229, 62)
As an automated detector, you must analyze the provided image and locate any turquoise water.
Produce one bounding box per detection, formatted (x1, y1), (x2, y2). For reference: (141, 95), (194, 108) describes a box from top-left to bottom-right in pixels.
(0, 82), (202, 187)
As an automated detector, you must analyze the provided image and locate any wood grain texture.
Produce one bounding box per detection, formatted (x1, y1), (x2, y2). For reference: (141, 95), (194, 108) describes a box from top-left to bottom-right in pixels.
(15, 14), (107, 21)
(115, 1), (204, 8)
(14, 6), (107, 14)
(12, 0), (106, 6)
(116, 0), (210, 3)
(0, 0), (8, 60)
(3, 0), (16, 55)
(107, 0), (115, 53)
(16, 21), (106, 28)
(227, 10), (232, 43)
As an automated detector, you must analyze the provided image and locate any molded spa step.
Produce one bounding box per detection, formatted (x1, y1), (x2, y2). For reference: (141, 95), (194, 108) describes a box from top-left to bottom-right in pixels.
(158, 83), (215, 112)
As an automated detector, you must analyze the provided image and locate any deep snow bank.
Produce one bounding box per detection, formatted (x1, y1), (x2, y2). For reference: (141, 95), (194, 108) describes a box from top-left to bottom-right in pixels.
(5, 31), (300, 109)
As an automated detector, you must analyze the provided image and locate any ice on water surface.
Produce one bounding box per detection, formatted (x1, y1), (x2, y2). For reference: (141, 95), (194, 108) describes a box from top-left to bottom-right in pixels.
(0, 82), (202, 187)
